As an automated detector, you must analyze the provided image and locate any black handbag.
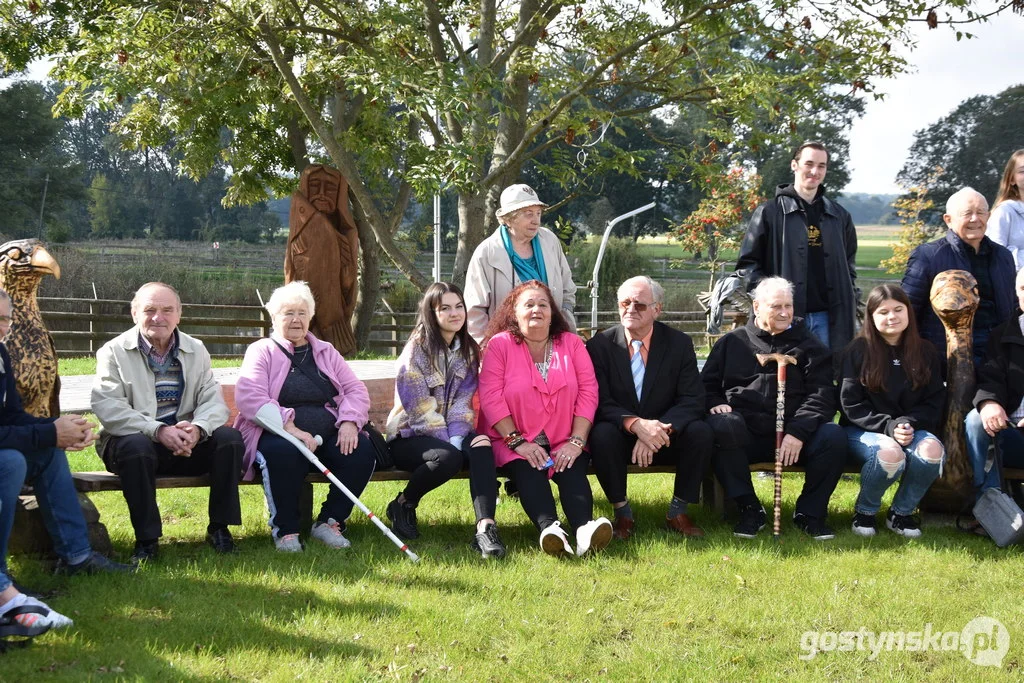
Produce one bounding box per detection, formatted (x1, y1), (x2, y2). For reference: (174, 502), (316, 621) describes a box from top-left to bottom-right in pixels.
(363, 421), (394, 470)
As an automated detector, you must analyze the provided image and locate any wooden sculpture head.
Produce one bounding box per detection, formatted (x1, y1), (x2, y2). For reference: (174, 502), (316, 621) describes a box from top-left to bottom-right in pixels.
(930, 269), (979, 339)
(300, 165), (345, 215)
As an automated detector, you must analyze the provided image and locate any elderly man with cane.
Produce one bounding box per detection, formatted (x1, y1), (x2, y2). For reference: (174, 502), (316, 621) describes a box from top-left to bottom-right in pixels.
(702, 277), (846, 539)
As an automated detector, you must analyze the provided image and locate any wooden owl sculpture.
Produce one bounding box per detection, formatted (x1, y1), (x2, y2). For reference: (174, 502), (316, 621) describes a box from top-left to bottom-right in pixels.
(0, 239), (62, 417)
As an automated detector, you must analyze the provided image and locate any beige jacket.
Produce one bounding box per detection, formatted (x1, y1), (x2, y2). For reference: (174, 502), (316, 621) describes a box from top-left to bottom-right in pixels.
(464, 227), (577, 342)
(92, 328), (230, 453)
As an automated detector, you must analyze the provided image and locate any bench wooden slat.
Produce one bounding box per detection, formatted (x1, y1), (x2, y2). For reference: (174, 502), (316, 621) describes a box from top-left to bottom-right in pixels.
(72, 465), (679, 493)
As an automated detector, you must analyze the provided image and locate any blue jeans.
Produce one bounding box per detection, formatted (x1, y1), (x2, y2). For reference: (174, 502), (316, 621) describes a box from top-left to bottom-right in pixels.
(0, 499), (10, 594)
(805, 311), (830, 348)
(846, 427), (944, 516)
(964, 409), (1024, 497)
(0, 447), (91, 570)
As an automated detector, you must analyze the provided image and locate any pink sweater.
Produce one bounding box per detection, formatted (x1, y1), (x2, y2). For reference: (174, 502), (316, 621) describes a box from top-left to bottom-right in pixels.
(478, 331), (598, 473)
(233, 333), (370, 480)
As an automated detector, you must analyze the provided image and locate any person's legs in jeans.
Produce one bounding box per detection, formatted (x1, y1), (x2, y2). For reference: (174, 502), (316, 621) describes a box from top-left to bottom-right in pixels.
(846, 427), (906, 515)
(889, 430), (944, 516)
(0, 450), (27, 574)
(24, 447), (91, 565)
(965, 408), (1000, 495)
(805, 311), (830, 348)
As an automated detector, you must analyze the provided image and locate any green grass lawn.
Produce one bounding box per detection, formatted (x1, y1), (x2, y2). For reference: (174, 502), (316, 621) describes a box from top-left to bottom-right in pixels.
(6, 450), (1022, 679)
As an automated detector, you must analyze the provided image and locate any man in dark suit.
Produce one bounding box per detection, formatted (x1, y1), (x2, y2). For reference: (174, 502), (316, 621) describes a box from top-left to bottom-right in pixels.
(586, 276), (712, 539)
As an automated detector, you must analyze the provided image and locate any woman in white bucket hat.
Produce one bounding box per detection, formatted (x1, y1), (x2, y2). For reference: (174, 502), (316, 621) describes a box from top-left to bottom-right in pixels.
(464, 184), (577, 342)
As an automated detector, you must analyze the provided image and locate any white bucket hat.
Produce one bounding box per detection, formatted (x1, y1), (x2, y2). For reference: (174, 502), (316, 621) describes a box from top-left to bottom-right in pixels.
(495, 184), (548, 218)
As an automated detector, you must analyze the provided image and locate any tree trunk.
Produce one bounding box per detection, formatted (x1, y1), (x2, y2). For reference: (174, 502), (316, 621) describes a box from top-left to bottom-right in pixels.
(452, 191), (488, 286)
(352, 197), (380, 352)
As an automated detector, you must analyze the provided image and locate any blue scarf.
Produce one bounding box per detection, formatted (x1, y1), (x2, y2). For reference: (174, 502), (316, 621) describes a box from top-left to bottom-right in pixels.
(499, 225), (548, 285)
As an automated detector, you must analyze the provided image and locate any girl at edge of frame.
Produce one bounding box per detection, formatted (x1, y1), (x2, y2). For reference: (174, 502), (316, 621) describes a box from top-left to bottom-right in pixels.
(837, 283), (946, 538)
(384, 282), (506, 558)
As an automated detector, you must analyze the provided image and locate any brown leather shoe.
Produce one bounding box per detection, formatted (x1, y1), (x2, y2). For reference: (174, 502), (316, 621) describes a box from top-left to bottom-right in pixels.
(666, 513), (705, 538)
(612, 516), (634, 540)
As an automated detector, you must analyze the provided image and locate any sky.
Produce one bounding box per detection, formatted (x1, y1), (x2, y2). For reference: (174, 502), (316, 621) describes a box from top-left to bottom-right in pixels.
(845, 8), (1024, 195)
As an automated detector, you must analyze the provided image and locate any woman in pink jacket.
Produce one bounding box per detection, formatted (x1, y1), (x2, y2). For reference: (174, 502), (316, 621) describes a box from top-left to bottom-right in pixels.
(233, 282), (376, 552)
(479, 281), (612, 557)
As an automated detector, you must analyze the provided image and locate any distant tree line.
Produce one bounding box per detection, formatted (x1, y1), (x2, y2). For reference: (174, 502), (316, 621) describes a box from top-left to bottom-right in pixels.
(0, 81), (283, 243)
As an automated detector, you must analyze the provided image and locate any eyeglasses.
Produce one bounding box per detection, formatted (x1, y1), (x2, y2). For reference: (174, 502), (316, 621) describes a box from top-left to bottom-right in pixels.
(618, 299), (654, 312)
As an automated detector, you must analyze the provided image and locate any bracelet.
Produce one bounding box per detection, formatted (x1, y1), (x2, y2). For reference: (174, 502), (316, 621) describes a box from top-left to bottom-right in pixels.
(568, 435), (586, 449)
(503, 429), (522, 445)
(506, 435), (526, 451)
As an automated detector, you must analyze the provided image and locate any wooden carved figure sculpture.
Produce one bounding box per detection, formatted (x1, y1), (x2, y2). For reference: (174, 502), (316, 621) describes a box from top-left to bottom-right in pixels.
(0, 239), (62, 417)
(286, 165), (360, 356)
(926, 269), (979, 508)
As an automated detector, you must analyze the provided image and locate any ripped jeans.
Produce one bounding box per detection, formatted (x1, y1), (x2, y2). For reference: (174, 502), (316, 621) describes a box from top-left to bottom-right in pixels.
(845, 427), (944, 516)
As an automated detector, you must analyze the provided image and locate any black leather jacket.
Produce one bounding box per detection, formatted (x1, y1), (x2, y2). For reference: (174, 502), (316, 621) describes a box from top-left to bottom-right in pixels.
(735, 185), (860, 349)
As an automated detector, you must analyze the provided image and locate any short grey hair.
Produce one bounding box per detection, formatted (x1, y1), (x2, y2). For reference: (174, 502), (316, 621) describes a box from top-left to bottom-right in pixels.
(617, 276), (664, 304)
(752, 277), (794, 303)
(266, 281), (316, 318)
(130, 282), (181, 314)
(945, 187), (987, 216)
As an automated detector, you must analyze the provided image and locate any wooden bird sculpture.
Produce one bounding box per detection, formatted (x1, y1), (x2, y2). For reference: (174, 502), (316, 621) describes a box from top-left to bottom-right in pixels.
(924, 269), (979, 510)
(0, 239), (62, 417)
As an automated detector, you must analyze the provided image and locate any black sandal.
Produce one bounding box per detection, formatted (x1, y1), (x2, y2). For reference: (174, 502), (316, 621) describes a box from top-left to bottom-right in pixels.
(0, 605), (52, 652)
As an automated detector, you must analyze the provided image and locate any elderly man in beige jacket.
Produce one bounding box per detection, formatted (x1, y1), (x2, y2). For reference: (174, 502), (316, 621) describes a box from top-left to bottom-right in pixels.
(464, 184), (577, 342)
(91, 282), (243, 562)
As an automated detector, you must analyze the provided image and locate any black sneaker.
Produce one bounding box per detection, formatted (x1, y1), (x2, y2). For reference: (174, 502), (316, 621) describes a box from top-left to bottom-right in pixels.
(851, 512), (877, 537)
(130, 539), (159, 563)
(471, 523), (507, 559)
(387, 497), (420, 540)
(886, 509), (922, 538)
(733, 504), (767, 538)
(206, 528), (237, 554)
(793, 512), (835, 540)
(55, 551), (135, 576)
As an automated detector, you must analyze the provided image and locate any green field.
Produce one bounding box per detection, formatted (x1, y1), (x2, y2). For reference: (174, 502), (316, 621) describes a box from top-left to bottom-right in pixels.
(6, 451), (1021, 680)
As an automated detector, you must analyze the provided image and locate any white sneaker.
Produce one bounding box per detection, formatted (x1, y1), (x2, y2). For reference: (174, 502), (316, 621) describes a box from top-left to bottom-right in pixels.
(311, 518), (352, 549)
(576, 517), (613, 557)
(2, 595), (74, 630)
(539, 522), (573, 557)
(274, 533), (303, 552)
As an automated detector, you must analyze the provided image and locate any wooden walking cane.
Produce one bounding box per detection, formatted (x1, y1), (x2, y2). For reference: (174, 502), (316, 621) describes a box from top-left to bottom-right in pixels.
(756, 353), (798, 538)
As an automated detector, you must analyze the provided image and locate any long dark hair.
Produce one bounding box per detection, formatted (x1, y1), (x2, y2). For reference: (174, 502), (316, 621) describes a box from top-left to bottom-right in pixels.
(858, 284), (932, 392)
(482, 280), (570, 347)
(994, 149), (1024, 207)
(410, 282), (479, 373)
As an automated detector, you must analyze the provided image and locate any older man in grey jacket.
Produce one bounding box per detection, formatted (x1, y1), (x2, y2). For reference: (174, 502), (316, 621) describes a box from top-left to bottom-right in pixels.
(92, 282), (243, 561)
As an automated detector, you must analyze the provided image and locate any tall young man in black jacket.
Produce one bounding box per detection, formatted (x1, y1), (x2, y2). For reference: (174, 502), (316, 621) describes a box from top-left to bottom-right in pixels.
(735, 141), (860, 349)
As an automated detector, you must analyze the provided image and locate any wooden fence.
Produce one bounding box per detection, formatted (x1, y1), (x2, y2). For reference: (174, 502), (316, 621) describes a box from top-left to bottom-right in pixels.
(39, 296), (729, 357)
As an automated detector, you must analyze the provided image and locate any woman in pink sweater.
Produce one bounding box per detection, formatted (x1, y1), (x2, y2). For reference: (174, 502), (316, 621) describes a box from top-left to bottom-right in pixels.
(478, 281), (611, 557)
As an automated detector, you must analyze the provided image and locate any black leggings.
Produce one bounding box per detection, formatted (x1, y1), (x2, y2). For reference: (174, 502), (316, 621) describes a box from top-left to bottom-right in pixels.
(389, 435), (498, 521)
(503, 452), (594, 533)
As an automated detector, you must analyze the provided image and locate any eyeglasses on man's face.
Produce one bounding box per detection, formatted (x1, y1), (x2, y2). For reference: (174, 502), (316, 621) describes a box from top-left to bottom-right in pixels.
(618, 299), (653, 313)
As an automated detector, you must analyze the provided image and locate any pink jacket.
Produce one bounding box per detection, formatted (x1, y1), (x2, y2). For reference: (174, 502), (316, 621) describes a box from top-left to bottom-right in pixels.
(478, 331), (597, 474)
(233, 333), (370, 481)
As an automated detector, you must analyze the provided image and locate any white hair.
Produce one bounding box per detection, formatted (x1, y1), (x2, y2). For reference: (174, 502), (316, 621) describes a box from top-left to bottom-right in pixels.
(266, 281), (316, 318)
(752, 277), (794, 303)
(617, 276), (664, 304)
(945, 187), (987, 216)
